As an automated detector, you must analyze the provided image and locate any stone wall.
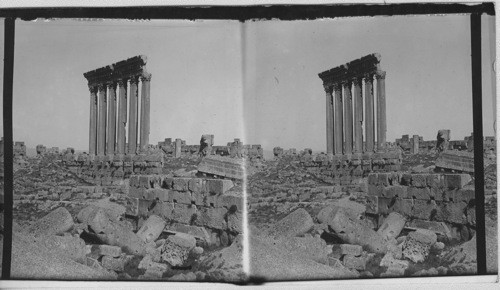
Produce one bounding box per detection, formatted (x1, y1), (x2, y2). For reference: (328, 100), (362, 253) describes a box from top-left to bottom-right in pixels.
(435, 150), (475, 173)
(126, 175), (242, 245)
(64, 154), (164, 186)
(299, 151), (402, 185)
(366, 172), (476, 240)
(197, 155), (245, 180)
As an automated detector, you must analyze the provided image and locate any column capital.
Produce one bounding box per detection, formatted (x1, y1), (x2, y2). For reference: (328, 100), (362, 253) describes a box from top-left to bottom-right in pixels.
(323, 84), (333, 94)
(332, 82), (342, 91)
(97, 83), (106, 92)
(376, 71), (386, 80)
(88, 85), (97, 94)
(117, 78), (128, 87)
(106, 81), (117, 90)
(352, 77), (363, 86)
(140, 73), (152, 82)
(341, 79), (351, 87)
(364, 73), (374, 82)
(129, 75), (140, 85)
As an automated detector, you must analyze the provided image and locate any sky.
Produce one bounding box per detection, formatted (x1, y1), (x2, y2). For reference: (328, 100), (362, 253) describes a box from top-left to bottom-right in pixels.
(243, 15), (496, 151)
(0, 15), (496, 152)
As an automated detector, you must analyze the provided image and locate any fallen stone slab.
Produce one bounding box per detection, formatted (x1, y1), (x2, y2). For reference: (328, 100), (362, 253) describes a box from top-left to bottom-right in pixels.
(89, 244), (122, 258)
(11, 232), (117, 280)
(158, 233), (197, 267)
(101, 254), (134, 272)
(199, 234), (246, 282)
(250, 235), (357, 281)
(272, 235), (331, 265)
(34, 234), (87, 264)
(165, 223), (211, 246)
(136, 215), (166, 243)
(377, 212), (406, 241)
(340, 244), (363, 257)
(402, 229), (437, 263)
(29, 206), (74, 237)
(85, 207), (146, 256)
(266, 208), (314, 238)
(327, 208), (388, 254)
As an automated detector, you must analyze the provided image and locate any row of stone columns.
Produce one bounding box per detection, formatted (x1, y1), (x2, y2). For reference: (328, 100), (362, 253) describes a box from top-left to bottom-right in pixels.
(88, 73), (151, 156)
(324, 71), (386, 155)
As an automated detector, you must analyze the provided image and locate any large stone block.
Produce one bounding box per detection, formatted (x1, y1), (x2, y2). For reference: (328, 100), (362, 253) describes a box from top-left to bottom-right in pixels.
(129, 187), (146, 199)
(169, 190), (192, 205)
(102, 254), (134, 272)
(267, 208), (314, 238)
(218, 192), (243, 211)
(377, 212), (405, 240)
(29, 207), (74, 237)
(165, 223), (211, 244)
(411, 199), (437, 220)
(172, 178), (190, 192)
(206, 179), (234, 195)
(444, 174), (472, 189)
(340, 244), (362, 256)
(136, 215), (167, 243)
(391, 198), (413, 217)
(188, 178), (206, 193)
(144, 188), (170, 202)
(408, 187), (431, 200)
(436, 201), (467, 224)
(227, 211), (243, 233)
(411, 174), (428, 188)
(149, 202), (174, 221)
(343, 254), (368, 271)
(196, 206), (227, 230)
(327, 209), (387, 253)
(171, 203), (198, 225)
(87, 208), (146, 255)
(453, 189), (475, 203)
(383, 186), (408, 198)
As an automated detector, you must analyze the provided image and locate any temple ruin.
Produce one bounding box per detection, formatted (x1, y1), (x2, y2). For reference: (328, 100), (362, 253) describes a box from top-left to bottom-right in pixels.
(319, 53), (386, 155)
(84, 55), (151, 156)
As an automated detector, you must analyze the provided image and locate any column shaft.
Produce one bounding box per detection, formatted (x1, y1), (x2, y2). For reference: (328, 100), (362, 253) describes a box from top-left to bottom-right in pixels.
(353, 78), (363, 153)
(364, 74), (375, 152)
(128, 77), (139, 155)
(88, 86), (97, 155)
(325, 86), (334, 154)
(139, 74), (152, 152)
(333, 84), (343, 155)
(343, 81), (353, 154)
(97, 84), (107, 155)
(116, 79), (127, 155)
(106, 83), (117, 155)
(376, 71), (387, 151)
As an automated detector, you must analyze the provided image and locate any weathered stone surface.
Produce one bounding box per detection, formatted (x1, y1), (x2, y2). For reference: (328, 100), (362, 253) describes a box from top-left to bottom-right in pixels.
(377, 212), (406, 241)
(275, 236), (331, 264)
(136, 215), (166, 243)
(206, 179), (234, 195)
(94, 244), (122, 258)
(85, 207), (146, 255)
(343, 254), (367, 271)
(340, 244), (362, 257)
(326, 208), (387, 253)
(101, 254), (133, 272)
(267, 208), (314, 238)
(35, 235), (87, 264)
(11, 233), (117, 280)
(402, 229), (437, 263)
(197, 155), (244, 180)
(165, 223), (211, 245)
(29, 207), (74, 237)
(250, 235), (357, 281)
(158, 233), (196, 267)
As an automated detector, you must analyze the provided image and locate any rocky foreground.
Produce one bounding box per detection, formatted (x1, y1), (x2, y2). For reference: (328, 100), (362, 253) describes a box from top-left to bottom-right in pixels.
(247, 154), (498, 281)
(2, 155), (244, 282)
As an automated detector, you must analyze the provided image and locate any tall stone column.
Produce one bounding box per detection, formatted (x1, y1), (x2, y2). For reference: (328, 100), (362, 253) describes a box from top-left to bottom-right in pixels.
(175, 138), (182, 158)
(128, 76), (139, 155)
(353, 77), (363, 153)
(333, 83), (343, 155)
(97, 84), (107, 156)
(116, 79), (128, 155)
(88, 86), (98, 155)
(343, 81), (353, 154)
(324, 85), (334, 154)
(364, 74), (375, 152)
(106, 82), (117, 155)
(139, 73), (152, 153)
(376, 71), (387, 151)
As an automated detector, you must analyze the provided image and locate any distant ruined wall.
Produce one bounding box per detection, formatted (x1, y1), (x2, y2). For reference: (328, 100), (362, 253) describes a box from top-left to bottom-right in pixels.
(297, 151), (402, 185)
(366, 172), (476, 240)
(64, 154), (164, 186)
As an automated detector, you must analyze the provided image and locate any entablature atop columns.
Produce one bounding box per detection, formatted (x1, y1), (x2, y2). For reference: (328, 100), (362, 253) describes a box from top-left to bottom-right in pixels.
(318, 53), (381, 88)
(84, 55), (148, 88)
